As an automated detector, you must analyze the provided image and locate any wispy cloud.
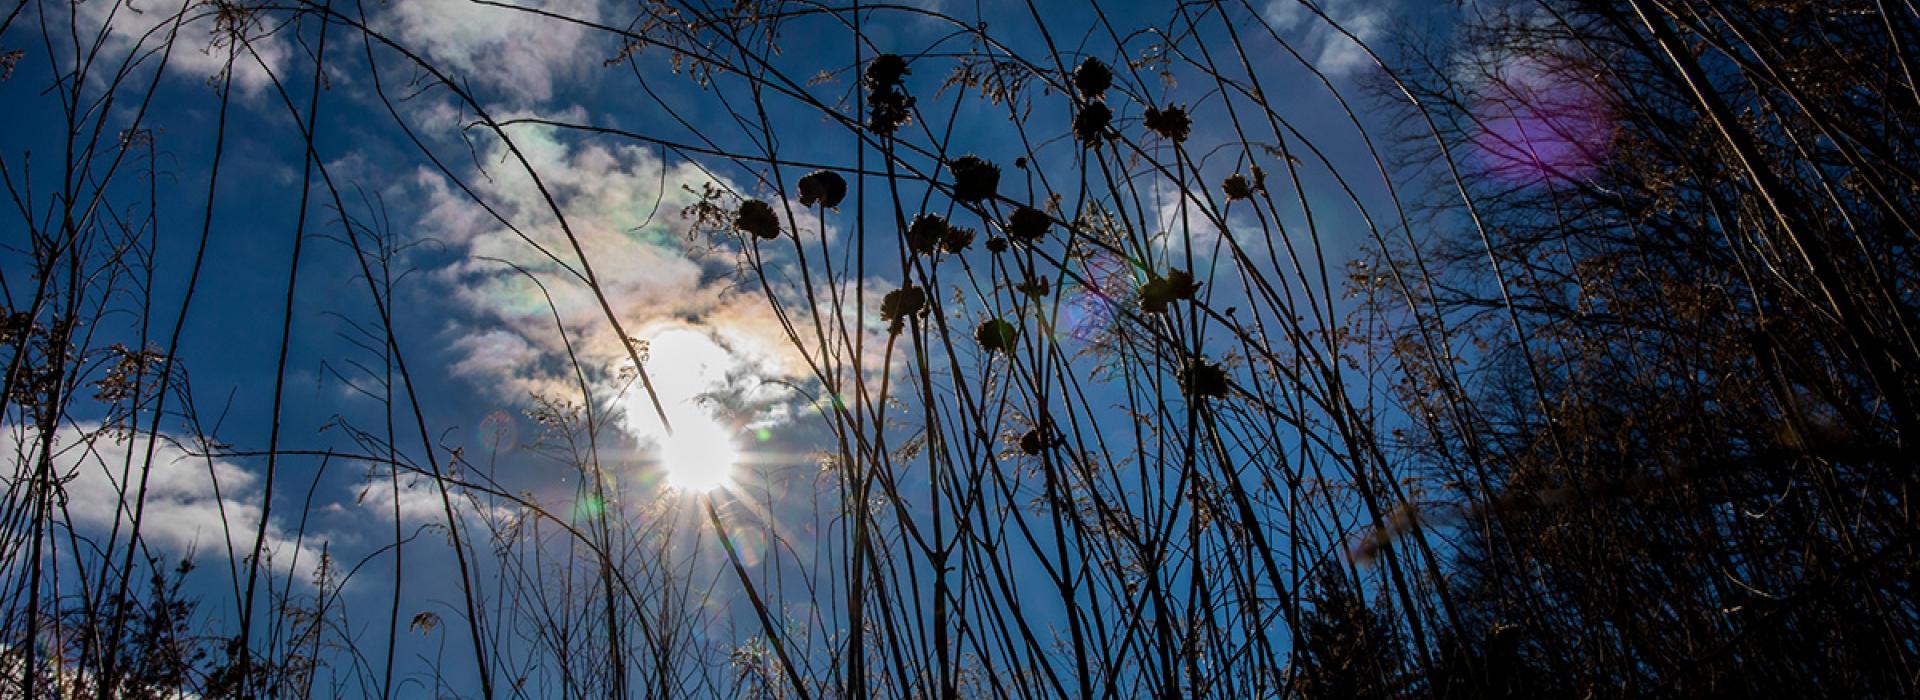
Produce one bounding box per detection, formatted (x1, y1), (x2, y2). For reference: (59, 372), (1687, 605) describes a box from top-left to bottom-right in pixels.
(414, 124), (814, 458)
(74, 0), (290, 95)
(8, 423), (325, 580)
(345, 472), (516, 527)
(380, 0), (605, 106)
(1262, 0), (1394, 81)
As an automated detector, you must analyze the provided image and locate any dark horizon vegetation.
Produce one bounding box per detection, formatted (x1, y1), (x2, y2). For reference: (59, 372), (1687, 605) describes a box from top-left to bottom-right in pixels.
(2, 0), (1916, 697)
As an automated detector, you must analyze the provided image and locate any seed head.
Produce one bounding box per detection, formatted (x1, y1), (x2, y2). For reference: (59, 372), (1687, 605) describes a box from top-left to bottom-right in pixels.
(949, 155), (1001, 203)
(736, 200), (781, 240)
(797, 170), (847, 209)
(1074, 57), (1114, 99)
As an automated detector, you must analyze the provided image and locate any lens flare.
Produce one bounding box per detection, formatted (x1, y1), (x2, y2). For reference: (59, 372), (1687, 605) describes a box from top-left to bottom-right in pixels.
(1472, 56), (1614, 184)
(1059, 251), (1133, 345)
(476, 409), (518, 452)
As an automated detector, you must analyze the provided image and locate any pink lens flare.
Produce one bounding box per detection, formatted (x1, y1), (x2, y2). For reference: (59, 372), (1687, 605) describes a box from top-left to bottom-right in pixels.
(477, 409), (519, 452)
(1060, 251), (1136, 346)
(1471, 56), (1616, 184)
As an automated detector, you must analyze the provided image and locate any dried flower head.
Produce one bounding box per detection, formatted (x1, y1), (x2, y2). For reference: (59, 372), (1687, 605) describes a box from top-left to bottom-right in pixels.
(949, 155), (1001, 203)
(797, 170), (847, 209)
(1019, 427), (1051, 455)
(1222, 173), (1253, 201)
(867, 54), (915, 135)
(1143, 105), (1191, 143)
(1179, 358), (1230, 399)
(410, 611), (441, 635)
(976, 318), (1019, 353)
(866, 53), (910, 89)
(881, 286), (927, 333)
(1074, 57), (1113, 99)
(1, 50), (24, 82)
(870, 96), (915, 135)
(1008, 206), (1052, 243)
(735, 199), (781, 239)
(1140, 269), (1202, 314)
(1074, 102), (1113, 147)
(907, 214), (950, 255)
(942, 225), (977, 253)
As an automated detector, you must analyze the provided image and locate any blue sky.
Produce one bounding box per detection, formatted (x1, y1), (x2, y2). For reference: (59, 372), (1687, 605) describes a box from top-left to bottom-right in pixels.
(0, 0), (1482, 694)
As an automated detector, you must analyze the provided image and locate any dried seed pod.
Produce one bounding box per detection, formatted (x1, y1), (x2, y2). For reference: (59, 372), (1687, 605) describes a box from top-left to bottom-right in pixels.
(797, 170), (847, 209)
(869, 92), (915, 135)
(906, 214), (950, 255)
(985, 236), (1009, 253)
(735, 200), (781, 240)
(1016, 277), (1051, 298)
(1143, 105), (1192, 143)
(1007, 206), (1051, 243)
(865, 53), (909, 89)
(880, 286), (926, 333)
(1019, 427), (1050, 455)
(1179, 359), (1230, 399)
(949, 155), (1001, 203)
(1074, 57), (1113, 99)
(866, 54), (915, 135)
(1140, 269), (1202, 314)
(1222, 173), (1253, 201)
(941, 225), (976, 253)
(1074, 102), (1112, 147)
(976, 318), (1019, 353)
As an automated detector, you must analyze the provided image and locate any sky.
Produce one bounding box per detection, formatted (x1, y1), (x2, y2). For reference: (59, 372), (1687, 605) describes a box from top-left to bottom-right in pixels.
(0, 0), (1584, 694)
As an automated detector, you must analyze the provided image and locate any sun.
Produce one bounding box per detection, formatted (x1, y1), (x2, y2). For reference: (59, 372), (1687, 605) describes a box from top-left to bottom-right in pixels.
(621, 326), (757, 493)
(657, 413), (740, 492)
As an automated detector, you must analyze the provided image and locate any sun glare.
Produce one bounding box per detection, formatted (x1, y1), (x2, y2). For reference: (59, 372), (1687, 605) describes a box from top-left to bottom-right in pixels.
(622, 326), (758, 493)
(658, 414), (740, 492)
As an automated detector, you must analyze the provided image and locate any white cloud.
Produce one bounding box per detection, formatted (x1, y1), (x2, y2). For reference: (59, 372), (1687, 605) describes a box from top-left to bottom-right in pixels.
(349, 473), (515, 527)
(1148, 176), (1274, 260)
(615, 321), (802, 447)
(8, 422), (325, 580)
(1262, 0), (1392, 80)
(448, 328), (547, 387)
(1264, 0), (1310, 31)
(381, 0), (605, 106)
(1314, 7), (1383, 78)
(73, 0), (291, 95)
(414, 124), (821, 462)
(1153, 183), (1225, 256)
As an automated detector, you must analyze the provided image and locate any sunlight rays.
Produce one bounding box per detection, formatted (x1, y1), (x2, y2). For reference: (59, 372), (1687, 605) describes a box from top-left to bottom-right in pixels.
(618, 325), (770, 494)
